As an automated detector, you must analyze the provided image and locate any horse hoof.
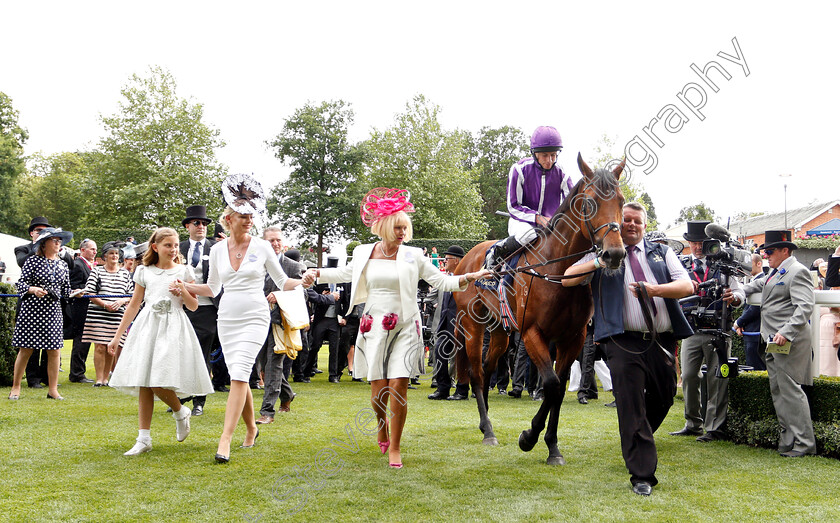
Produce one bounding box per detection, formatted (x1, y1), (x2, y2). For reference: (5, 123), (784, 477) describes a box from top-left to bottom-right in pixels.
(519, 431), (536, 452)
(546, 455), (566, 466)
(482, 437), (499, 446)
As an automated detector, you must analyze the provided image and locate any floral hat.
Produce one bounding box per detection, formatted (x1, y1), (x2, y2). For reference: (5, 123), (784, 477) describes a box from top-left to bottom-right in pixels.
(360, 188), (415, 227)
(221, 173), (266, 215)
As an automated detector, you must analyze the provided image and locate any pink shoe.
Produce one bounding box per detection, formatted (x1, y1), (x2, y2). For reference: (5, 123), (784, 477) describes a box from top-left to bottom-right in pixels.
(378, 440), (390, 454)
(389, 462), (403, 469)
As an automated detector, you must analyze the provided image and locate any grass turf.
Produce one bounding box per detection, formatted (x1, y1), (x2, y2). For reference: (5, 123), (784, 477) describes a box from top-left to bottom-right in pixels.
(2, 344), (839, 522)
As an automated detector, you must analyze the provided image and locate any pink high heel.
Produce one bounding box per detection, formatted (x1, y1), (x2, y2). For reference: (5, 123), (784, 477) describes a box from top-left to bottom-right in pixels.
(378, 440), (390, 454)
(389, 462), (403, 469)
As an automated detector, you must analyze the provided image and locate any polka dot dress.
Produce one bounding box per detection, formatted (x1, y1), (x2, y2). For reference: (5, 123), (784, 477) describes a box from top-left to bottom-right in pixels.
(12, 255), (71, 351)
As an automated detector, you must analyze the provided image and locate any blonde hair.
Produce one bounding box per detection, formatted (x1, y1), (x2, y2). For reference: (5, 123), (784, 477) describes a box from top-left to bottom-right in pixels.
(219, 206), (236, 233)
(371, 211), (413, 243)
(142, 227), (181, 267)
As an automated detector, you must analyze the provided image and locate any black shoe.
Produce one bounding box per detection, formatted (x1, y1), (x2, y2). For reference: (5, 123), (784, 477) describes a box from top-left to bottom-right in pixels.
(70, 377), (95, 384)
(428, 390), (449, 400)
(313, 369), (324, 374)
(578, 397), (588, 404)
(214, 385), (230, 392)
(28, 383), (44, 389)
(447, 393), (468, 401)
(632, 482), (652, 496)
(498, 389), (507, 395)
(531, 392), (544, 401)
(604, 400), (617, 407)
(46, 393), (64, 400)
(329, 377), (340, 383)
(696, 431), (725, 442)
(780, 450), (809, 458)
(408, 384), (418, 390)
(192, 405), (204, 416)
(294, 377), (311, 383)
(508, 389), (522, 398)
(669, 427), (703, 437)
(430, 380), (438, 388)
(410, 378), (420, 385)
(352, 377), (363, 382)
(214, 453), (230, 464)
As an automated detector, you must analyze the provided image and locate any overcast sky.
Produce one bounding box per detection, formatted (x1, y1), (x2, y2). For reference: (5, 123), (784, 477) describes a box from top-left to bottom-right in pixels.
(4, 1), (838, 234)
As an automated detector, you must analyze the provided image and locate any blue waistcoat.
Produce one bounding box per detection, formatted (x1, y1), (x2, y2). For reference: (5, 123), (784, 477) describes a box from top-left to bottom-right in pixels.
(591, 241), (693, 343)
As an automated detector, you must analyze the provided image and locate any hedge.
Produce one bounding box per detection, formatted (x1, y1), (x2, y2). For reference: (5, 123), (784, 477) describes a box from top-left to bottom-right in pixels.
(408, 238), (490, 255)
(0, 283), (18, 386)
(727, 371), (840, 459)
(70, 227), (191, 250)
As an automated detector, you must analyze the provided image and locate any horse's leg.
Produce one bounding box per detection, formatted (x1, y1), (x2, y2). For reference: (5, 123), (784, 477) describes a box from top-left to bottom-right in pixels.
(518, 328), (555, 452)
(460, 313), (496, 445)
(543, 332), (584, 465)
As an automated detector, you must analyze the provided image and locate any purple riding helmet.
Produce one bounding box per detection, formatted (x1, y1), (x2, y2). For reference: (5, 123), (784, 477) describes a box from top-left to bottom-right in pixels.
(530, 126), (563, 171)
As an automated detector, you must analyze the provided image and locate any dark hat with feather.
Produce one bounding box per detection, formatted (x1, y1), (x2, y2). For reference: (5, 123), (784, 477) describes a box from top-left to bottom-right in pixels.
(221, 173), (266, 215)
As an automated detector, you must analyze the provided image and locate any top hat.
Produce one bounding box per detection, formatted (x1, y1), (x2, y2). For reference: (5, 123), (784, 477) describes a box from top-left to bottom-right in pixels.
(284, 249), (301, 262)
(134, 242), (149, 257)
(326, 256), (339, 268)
(683, 221), (711, 242)
(33, 227), (73, 248)
(759, 230), (797, 251)
(443, 245), (466, 258)
(183, 205), (211, 226)
(28, 216), (52, 233)
(212, 222), (225, 240)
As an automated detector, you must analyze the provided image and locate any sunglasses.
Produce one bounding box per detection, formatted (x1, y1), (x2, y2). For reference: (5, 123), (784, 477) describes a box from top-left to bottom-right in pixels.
(188, 220), (209, 227)
(763, 248), (775, 255)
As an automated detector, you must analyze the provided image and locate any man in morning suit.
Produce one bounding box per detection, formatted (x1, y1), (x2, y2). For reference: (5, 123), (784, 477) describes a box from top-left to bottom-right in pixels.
(68, 239), (97, 383)
(179, 205), (217, 416)
(826, 244), (840, 288)
(733, 253), (767, 370)
(563, 202), (693, 496)
(731, 230), (816, 457)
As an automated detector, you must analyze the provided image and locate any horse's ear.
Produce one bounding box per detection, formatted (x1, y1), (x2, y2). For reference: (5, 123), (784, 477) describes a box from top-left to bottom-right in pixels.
(612, 157), (626, 181)
(577, 153), (593, 180)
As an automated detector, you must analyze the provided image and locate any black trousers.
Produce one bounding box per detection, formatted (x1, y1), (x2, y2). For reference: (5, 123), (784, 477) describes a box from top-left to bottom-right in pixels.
(602, 332), (678, 486)
(184, 305), (217, 407)
(578, 329), (608, 400)
(68, 298), (91, 382)
(25, 350), (48, 386)
(339, 318), (360, 374)
(304, 317), (340, 378)
(292, 331), (311, 379)
(433, 327), (457, 394)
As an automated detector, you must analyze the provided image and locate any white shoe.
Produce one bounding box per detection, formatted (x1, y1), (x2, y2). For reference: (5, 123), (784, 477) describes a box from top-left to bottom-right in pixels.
(174, 407), (191, 442)
(124, 438), (152, 456)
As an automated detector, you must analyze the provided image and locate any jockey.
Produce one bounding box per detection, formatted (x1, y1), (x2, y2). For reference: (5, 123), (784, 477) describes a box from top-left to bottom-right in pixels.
(485, 125), (574, 269)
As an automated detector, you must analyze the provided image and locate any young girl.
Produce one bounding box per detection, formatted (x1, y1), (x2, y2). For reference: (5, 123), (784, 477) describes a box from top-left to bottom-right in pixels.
(107, 228), (214, 456)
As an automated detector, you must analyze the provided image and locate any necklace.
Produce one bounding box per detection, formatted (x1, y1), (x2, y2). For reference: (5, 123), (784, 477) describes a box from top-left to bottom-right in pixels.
(379, 242), (397, 258)
(231, 240), (248, 259)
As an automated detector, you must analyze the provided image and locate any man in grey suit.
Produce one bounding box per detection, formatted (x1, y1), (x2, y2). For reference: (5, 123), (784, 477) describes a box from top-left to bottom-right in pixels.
(728, 230), (816, 457)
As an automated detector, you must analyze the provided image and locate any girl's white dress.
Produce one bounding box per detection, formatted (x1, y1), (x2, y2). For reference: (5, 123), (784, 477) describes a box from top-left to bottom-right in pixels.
(109, 264), (214, 397)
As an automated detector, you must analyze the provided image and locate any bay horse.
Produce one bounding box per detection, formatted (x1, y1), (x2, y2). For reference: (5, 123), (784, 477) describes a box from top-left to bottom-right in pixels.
(452, 154), (626, 465)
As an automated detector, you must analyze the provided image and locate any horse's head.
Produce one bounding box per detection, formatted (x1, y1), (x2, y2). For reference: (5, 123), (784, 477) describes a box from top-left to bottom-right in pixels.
(572, 153), (626, 270)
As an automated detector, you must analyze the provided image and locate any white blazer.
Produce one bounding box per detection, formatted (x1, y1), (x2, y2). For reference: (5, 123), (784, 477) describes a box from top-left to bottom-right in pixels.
(318, 244), (465, 320)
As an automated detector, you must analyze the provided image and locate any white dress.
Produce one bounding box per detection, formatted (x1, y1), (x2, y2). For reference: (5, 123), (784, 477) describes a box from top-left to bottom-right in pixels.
(109, 264), (214, 397)
(206, 237), (288, 382)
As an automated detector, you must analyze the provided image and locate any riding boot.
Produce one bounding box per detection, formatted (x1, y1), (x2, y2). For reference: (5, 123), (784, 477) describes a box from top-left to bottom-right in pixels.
(485, 235), (522, 270)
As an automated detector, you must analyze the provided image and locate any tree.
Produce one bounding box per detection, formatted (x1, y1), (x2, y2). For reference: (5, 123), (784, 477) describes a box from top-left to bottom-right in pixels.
(677, 202), (717, 224)
(464, 126), (528, 239)
(18, 152), (91, 233)
(591, 134), (643, 203)
(91, 67), (227, 229)
(266, 100), (366, 266)
(0, 92), (29, 235)
(639, 192), (659, 231)
(363, 95), (486, 239)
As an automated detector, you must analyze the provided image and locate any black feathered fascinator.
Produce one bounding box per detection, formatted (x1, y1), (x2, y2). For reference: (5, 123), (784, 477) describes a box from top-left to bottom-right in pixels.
(221, 173), (266, 215)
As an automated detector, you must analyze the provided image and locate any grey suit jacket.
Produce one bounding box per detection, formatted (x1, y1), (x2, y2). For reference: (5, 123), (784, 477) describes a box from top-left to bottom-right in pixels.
(743, 255), (814, 384)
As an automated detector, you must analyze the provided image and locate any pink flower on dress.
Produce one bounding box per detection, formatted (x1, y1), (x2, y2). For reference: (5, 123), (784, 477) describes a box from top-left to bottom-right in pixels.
(359, 314), (373, 333)
(382, 313), (398, 331)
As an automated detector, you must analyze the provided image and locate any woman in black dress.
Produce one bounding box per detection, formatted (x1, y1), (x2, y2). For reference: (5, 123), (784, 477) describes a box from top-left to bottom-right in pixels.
(8, 228), (73, 400)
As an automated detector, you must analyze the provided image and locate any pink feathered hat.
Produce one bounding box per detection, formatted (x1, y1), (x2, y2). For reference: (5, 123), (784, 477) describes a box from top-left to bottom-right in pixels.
(360, 188), (415, 227)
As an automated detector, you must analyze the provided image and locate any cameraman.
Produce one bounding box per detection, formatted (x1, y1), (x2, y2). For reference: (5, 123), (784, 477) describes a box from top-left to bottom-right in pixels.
(669, 221), (744, 442)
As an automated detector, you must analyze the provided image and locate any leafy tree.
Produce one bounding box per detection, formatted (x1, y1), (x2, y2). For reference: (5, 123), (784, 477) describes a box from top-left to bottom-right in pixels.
(363, 95), (486, 239)
(591, 134), (642, 203)
(266, 100), (366, 267)
(677, 202), (717, 224)
(18, 152), (91, 233)
(91, 67), (227, 229)
(464, 126), (528, 239)
(639, 192), (659, 230)
(0, 92), (29, 235)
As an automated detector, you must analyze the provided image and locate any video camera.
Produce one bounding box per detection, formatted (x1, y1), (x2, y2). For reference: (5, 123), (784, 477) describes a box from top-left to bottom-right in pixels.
(701, 223), (753, 275)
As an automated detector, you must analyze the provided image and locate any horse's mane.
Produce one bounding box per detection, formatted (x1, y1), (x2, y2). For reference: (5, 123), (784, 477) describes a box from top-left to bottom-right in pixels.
(546, 167), (619, 232)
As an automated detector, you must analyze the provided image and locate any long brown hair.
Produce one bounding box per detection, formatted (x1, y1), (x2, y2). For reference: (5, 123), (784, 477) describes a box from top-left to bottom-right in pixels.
(142, 228), (181, 267)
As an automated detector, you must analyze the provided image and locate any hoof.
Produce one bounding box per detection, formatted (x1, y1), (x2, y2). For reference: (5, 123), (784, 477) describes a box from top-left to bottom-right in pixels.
(482, 437), (499, 446)
(546, 455), (566, 466)
(519, 431), (536, 452)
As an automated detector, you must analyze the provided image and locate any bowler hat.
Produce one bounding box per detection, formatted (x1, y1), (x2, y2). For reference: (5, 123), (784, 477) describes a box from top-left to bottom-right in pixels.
(759, 230), (797, 251)
(443, 245), (466, 258)
(182, 205), (211, 226)
(683, 221), (711, 242)
(28, 216), (52, 233)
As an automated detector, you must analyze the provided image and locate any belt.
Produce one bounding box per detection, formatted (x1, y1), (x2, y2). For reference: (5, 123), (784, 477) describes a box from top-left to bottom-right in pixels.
(619, 331), (675, 342)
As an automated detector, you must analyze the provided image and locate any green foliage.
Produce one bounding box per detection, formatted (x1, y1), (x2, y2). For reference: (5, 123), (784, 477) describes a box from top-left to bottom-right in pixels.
(639, 192), (659, 230)
(677, 202), (717, 224)
(407, 238), (488, 256)
(267, 100), (366, 267)
(18, 152), (91, 233)
(464, 126), (529, 239)
(0, 283), (17, 386)
(363, 95), (487, 239)
(0, 92), (29, 235)
(794, 236), (840, 250)
(345, 240), (360, 256)
(92, 66), (227, 229)
(69, 227), (186, 250)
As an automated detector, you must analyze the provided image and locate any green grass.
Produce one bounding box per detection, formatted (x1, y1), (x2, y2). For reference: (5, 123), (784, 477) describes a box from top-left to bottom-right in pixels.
(3, 344), (840, 522)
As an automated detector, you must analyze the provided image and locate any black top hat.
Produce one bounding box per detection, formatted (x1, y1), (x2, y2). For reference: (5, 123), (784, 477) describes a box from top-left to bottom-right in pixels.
(326, 256), (339, 268)
(183, 205), (211, 226)
(28, 216), (52, 233)
(285, 249), (301, 262)
(212, 222), (225, 240)
(443, 245), (466, 258)
(759, 230), (797, 251)
(683, 221), (711, 242)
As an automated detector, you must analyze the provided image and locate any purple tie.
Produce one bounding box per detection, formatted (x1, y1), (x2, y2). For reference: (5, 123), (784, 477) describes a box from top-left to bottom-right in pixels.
(626, 245), (656, 314)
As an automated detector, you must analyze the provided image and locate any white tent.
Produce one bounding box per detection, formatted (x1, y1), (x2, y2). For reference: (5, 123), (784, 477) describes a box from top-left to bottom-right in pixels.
(0, 232), (31, 285)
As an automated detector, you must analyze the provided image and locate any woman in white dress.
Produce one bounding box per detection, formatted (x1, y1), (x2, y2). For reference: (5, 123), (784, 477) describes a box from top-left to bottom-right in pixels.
(186, 174), (307, 463)
(304, 188), (489, 468)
